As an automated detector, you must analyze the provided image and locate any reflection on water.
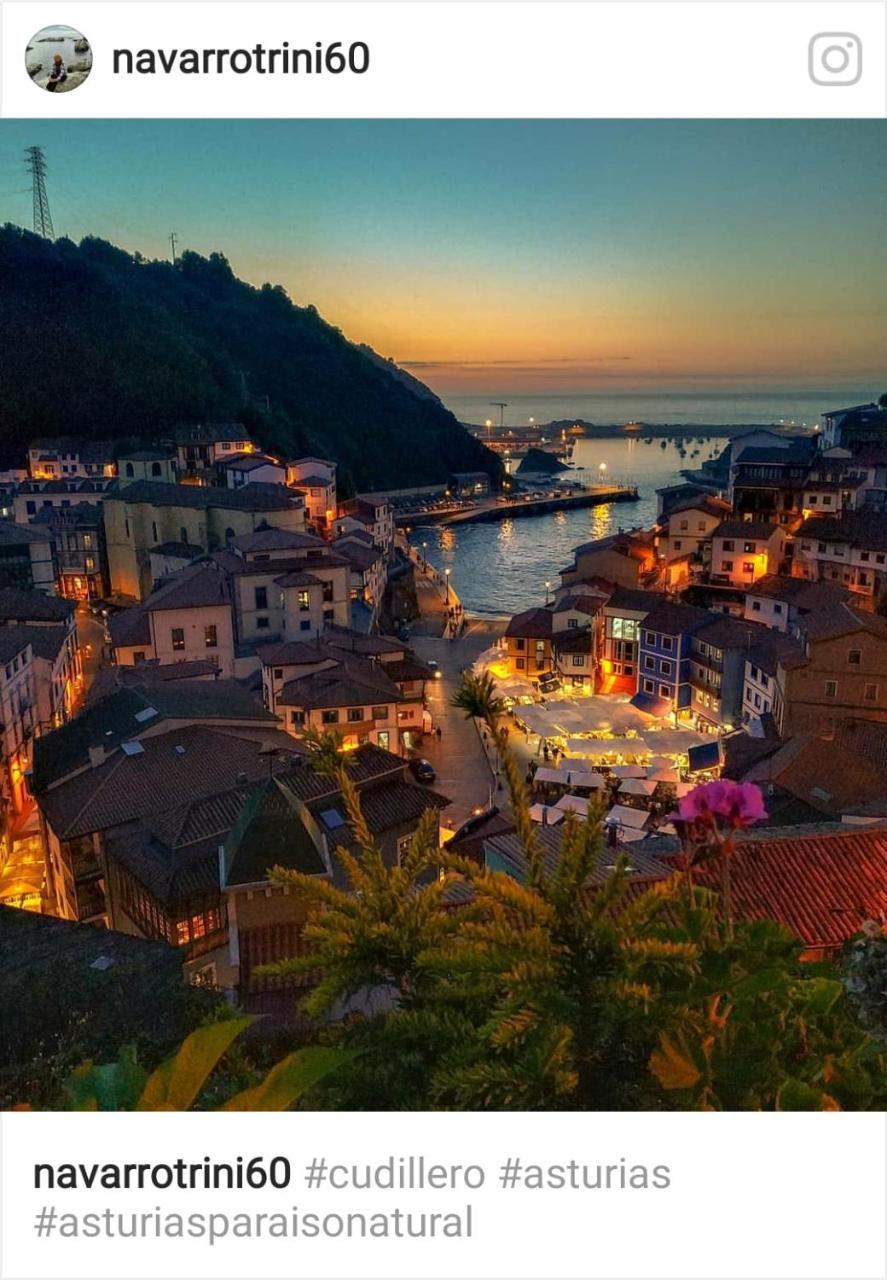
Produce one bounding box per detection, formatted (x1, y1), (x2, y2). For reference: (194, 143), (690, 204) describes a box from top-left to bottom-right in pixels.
(409, 436), (728, 616)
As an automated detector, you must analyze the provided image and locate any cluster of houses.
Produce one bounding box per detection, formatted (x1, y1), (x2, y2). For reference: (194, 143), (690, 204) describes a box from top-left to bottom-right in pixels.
(504, 401), (887, 741)
(1, 405), (886, 1022)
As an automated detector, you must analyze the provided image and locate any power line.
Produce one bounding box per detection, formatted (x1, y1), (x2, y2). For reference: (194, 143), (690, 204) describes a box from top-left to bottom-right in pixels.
(24, 146), (53, 239)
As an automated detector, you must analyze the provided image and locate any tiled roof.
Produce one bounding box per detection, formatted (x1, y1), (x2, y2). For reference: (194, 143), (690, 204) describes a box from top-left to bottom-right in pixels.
(0, 589), (75, 623)
(334, 541), (383, 572)
(672, 827), (887, 950)
(229, 529), (324, 554)
(0, 628), (33, 664)
(31, 502), (103, 530)
(693, 614), (768, 651)
(639, 601), (712, 637)
(34, 681), (275, 792)
(668, 495), (732, 519)
(108, 606), (151, 649)
(552, 593), (606, 615)
(107, 479), (300, 512)
(274, 570), (322, 589)
(746, 631), (805, 677)
(3, 623), (67, 663)
(802, 602), (887, 643)
(712, 520), (783, 540)
(291, 473), (334, 488)
(141, 561), (231, 612)
(552, 628), (594, 654)
(604, 587), (666, 614)
(311, 778), (449, 845)
(38, 724), (303, 841)
(0, 520), (53, 545)
(0, 902), (179, 977)
(278, 660), (402, 711)
(745, 574), (853, 609)
(743, 734), (887, 818)
(796, 511), (887, 552)
(219, 454), (282, 472)
(505, 607), (553, 640)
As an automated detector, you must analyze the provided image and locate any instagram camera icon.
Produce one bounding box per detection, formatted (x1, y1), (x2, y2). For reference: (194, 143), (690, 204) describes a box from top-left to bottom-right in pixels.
(808, 32), (862, 86)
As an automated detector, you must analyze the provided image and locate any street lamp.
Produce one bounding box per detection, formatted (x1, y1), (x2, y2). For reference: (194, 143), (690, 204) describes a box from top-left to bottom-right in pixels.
(599, 462), (607, 476)
(545, 580), (551, 605)
(445, 568), (451, 604)
(422, 541), (428, 571)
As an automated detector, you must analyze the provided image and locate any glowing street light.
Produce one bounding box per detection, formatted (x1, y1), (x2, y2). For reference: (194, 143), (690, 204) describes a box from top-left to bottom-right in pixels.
(545, 580), (551, 604)
(445, 567), (451, 603)
(422, 540), (428, 570)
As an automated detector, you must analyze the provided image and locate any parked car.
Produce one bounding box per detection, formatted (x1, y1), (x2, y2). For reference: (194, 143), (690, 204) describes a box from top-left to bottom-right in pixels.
(410, 758), (436, 783)
(426, 660), (442, 679)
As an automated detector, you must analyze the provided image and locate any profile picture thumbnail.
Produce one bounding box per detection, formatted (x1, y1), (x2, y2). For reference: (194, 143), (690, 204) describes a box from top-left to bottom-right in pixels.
(26, 25), (92, 93)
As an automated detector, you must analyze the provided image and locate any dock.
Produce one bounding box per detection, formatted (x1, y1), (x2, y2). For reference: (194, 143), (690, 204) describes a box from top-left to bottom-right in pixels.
(396, 484), (639, 528)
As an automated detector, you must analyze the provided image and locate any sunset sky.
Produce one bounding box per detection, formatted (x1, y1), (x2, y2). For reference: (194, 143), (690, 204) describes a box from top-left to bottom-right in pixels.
(2, 120), (884, 396)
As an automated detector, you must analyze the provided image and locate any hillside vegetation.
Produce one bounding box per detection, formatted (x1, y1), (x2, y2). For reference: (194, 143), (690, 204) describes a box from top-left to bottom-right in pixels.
(0, 226), (501, 491)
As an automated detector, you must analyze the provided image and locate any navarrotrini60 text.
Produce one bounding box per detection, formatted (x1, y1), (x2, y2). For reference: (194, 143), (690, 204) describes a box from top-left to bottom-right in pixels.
(112, 42), (370, 76)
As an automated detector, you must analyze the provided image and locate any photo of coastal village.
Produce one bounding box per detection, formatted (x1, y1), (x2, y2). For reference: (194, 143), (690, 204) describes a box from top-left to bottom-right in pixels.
(0, 120), (884, 1111)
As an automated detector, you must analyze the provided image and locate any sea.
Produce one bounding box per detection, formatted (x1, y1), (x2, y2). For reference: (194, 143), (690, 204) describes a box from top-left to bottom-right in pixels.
(407, 388), (873, 617)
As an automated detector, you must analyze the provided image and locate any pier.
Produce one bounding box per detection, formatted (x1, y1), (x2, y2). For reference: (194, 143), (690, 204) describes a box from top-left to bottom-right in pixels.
(396, 484), (639, 528)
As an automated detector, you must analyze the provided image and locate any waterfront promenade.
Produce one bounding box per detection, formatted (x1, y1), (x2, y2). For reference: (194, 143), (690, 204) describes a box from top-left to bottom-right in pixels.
(396, 483), (638, 529)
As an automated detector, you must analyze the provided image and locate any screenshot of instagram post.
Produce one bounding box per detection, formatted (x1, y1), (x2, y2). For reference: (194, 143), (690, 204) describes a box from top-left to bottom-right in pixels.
(0, 2), (885, 1279)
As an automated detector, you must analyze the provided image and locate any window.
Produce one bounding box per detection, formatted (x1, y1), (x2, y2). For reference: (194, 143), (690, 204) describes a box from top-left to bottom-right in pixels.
(151, 462), (162, 477)
(300, 620), (311, 632)
(567, 617), (578, 629)
(84, 556), (95, 571)
(660, 661), (672, 677)
(572, 655), (584, 667)
(124, 463), (134, 478)
(659, 685), (670, 698)
(171, 628), (185, 651)
(644, 631), (655, 645)
(256, 616), (270, 629)
(822, 495), (832, 506)
(848, 649), (862, 665)
(298, 590), (310, 611)
(751, 600), (761, 612)
(643, 678), (654, 694)
(255, 586), (268, 610)
(679, 520), (688, 531)
(662, 636), (673, 652)
(347, 708), (363, 723)
(865, 684), (878, 702)
(721, 540), (734, 552)
(514, 638), (526, 650)
(396, 835), (412, 865)
(516, 658), (525, 670)
(742, 562), (755, 574)
(25, 501), (36, 515)
(371, 705), (388, 720)
(743, 542), (756, 554)
(824, 680), (837, 698)
(722, 560), (733, 571)
(773, 603), (783, 615)
(861, 551), (871, 562)
(133, 651), (146, 665)
(321, 710), (339, 725)
(290, 710), (305, 726)
(644, 656), (655, 671)
(673, 540), (682, 551)
(204, 624), (218, 649)
(878, 555), (886, 566)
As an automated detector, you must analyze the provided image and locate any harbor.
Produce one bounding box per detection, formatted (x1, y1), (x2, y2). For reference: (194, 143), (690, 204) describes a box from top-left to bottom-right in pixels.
(396, 482), (638, 528)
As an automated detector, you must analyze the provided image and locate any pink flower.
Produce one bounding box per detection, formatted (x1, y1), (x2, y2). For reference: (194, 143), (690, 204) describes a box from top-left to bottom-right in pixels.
(669, 779), (767, 832)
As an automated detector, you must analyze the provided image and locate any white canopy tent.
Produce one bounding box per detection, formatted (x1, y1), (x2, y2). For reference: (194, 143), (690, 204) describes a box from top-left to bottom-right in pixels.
(610, 764), (647, 779)
(554, 794), (590, 817)
(529, 803), (564, 825)
(604, 804), (650, 831)
(619, 778), (657, 797)
(564, 736), (650, 760)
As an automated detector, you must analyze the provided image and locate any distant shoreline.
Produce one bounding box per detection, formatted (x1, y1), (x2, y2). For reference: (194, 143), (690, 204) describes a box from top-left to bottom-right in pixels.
(463, 421), (814, 440)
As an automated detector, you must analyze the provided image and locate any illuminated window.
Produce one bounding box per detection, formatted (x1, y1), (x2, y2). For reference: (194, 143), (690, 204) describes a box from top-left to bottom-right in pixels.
(171, 627), (185, 651)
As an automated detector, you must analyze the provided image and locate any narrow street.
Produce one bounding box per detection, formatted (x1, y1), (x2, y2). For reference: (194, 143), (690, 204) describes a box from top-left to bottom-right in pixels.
(411, 621), (507, 829)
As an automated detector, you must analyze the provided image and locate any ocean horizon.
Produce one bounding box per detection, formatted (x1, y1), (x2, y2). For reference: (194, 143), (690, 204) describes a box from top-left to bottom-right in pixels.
(440, 388), (877, 430)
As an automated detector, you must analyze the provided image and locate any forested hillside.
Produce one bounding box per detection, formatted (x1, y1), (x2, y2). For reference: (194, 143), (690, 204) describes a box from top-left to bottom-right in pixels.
(0, 226), (501, 491)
